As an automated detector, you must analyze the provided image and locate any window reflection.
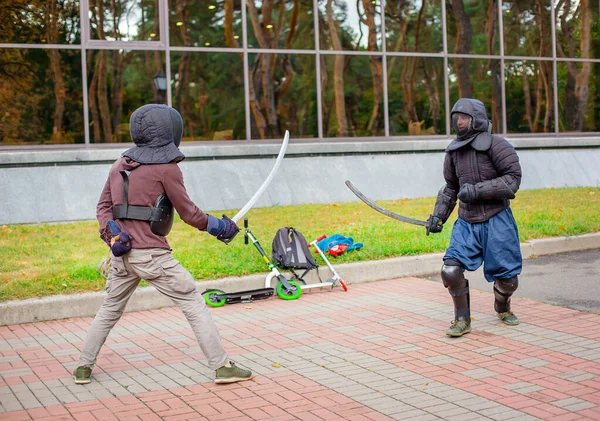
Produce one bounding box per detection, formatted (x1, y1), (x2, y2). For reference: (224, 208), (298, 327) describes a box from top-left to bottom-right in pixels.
(557, 61), (599, 132)
(171, 52), (245, 140)
(0, 49), (83, 145)
(0, 0), (80, 44)
(87, 50), (165, 143)
(322, 54), (383, 137)
(247, 0), (315, 49)
(90, 0), (159, 41)
(505, 60), (554, 133)
(169, 0), (242, 48)
(446, 0), (499, 56)
(449, 58), (502, 132)
(503, 0), (551, 57)
(249, 53), (317, 139)
(556, 0), (598, 59)
(385, 0), (443, 53)
(318, 0), (382, 51)
(388, 57), (445, 135)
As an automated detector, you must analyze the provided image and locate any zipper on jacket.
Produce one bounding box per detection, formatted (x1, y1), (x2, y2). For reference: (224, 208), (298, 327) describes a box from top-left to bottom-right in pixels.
(473, 149), (486, 221)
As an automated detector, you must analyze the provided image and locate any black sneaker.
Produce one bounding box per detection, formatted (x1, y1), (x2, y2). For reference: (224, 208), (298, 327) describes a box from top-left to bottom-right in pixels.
(73, 366), (92, 384)
(215, 361), (253, 384)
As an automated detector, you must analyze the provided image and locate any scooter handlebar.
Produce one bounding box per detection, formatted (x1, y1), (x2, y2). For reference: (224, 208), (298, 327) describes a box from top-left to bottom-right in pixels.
(316, 234), (327, 241)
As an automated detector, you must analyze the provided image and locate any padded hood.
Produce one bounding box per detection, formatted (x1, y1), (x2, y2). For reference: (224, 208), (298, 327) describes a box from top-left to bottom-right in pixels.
(446, 98), (493, 152)
(122, 104), (185, 164)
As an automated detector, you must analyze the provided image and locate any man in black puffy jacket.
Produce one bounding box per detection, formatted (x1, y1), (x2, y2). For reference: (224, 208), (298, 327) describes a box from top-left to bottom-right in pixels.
(428, 98), (522, 337)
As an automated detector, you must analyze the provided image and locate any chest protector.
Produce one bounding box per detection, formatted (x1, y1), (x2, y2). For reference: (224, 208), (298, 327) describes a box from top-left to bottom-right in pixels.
(112, 170), (174, 236)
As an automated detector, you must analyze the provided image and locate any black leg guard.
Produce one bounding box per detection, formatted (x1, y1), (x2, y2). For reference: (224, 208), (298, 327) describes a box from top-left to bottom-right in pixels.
(494, 276), (519, 313)
(441, 259), (470, 322)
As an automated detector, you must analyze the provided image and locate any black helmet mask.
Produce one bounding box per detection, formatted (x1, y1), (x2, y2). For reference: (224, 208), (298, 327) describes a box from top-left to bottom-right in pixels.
(122, 104), (185, 164)
(446, 98), (493, 151)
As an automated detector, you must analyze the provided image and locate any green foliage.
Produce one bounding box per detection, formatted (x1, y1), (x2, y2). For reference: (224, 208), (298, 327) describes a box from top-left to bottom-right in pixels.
(1, 187), (599, 302)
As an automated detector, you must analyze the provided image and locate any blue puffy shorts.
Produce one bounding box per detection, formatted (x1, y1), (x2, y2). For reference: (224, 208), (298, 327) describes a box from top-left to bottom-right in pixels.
(444, 208), (522, 282)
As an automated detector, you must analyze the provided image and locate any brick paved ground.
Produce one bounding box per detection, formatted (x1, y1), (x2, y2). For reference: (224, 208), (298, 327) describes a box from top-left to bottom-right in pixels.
(1, 277), (599, 421)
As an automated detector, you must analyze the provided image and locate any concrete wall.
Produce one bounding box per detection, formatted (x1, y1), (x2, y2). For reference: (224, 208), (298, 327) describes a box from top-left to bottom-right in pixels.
(1, 137), (599, 225)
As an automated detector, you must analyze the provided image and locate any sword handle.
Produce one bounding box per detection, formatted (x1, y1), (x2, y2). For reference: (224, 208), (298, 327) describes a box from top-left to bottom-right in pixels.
(426, 215), (432, 236)
(244, 217), (249, 245)
(107, 220), (120, 236)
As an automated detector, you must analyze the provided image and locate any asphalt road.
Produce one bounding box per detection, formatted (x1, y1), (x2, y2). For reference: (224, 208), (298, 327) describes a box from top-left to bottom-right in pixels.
(420, 248), (600, 313)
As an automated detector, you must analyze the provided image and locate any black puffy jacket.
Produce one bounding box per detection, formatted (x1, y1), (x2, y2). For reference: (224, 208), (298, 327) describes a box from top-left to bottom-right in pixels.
(434, 99), (522, 224)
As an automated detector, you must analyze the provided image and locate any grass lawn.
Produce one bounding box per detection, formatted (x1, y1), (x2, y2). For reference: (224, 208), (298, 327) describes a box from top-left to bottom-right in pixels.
(1, 187), (599, 302)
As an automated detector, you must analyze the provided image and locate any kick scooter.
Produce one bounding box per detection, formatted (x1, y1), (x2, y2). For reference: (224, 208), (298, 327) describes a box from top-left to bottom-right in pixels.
(308, 235), (348, 291)
(202, 218), (303, 307)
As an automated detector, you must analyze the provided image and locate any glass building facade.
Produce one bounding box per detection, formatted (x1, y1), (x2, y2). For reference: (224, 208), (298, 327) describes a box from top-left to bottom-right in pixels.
(0, 0), (599, 146)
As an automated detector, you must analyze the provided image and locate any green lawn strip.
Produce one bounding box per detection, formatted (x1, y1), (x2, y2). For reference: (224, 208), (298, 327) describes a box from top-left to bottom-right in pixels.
(0, 187), (598, 301)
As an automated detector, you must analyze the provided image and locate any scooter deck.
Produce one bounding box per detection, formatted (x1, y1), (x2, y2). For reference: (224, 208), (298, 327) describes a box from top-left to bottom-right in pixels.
(222, 287), (275, 304)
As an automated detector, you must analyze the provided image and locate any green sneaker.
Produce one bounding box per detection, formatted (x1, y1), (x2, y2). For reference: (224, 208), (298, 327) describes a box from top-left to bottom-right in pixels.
(73, 366), (92, 384)
(498, 311), (520, 326)
(446, 320), (472, 337)
(215, 361), (253, 384)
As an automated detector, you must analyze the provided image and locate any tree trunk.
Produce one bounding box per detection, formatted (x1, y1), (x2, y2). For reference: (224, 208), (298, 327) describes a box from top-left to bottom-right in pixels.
(451, 0), (473, 98)
(111, 52), (126, 129)
(326, 0), (348, 136)
(276, 0), (298, 125)
(88, 52), (101, 143)
(422, 62), (440, 132)
(97, 50), (113, 142)
(485, 1), (501, 130)
(574, 0), (591, 131)
(361, 0), (382, 134)
(249, 56), (268, 139)
(522, 67), (533, 131)
(533, 66), (542, 133)
(320, 54), (329, 135)
(46, 0), (65, 141)
(541, 61), (553, 132)
(400, 57), (418, 123)
(94, 1), (112, 142)
(224, 0), (265, 138)
(224, 0), (240, 48)
(247, 0), (279, 137)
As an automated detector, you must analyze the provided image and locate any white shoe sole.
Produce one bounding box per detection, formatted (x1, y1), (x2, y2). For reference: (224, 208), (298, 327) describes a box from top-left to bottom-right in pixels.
(215, 376), (253, 384)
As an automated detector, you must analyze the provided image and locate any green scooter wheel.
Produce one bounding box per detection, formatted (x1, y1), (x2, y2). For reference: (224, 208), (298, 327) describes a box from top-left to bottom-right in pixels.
(202, 289), (226, 307)
(277, 280), (302, 300)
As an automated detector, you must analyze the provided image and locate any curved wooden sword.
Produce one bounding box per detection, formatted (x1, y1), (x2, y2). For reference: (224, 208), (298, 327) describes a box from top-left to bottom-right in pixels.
(345, 180), (433, 235)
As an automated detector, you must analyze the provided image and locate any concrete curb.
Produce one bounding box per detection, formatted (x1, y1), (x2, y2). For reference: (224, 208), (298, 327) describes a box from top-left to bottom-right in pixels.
(2, 233), (599, 326)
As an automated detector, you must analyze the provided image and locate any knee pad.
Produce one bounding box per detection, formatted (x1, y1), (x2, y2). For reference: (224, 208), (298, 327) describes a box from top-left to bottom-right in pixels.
(441, 259), (466, 290)
(494, 276), (518, 295)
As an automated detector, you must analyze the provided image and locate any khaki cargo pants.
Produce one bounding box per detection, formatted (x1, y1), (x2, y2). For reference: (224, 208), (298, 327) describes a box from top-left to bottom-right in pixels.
(78, 248), (228, 370)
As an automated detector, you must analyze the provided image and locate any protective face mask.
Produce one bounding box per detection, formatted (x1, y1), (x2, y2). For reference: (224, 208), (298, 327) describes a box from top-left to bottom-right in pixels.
(452, 112), (473, 137)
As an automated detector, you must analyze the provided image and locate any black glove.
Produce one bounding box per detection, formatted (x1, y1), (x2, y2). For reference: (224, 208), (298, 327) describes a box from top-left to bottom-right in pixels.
(457, 183), (478, 203)
(107, 220), (132, 256)
(427, 215), (443, 235)
(206, 214), (240, 244)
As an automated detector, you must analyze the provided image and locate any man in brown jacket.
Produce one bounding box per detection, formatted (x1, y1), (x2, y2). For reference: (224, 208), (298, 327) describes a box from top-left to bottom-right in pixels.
(73, 104), (252, 385)
(428, 98), (522, 337)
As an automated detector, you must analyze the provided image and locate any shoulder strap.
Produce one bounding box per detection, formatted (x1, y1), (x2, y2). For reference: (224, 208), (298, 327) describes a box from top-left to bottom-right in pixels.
(112, 170), (155, 221)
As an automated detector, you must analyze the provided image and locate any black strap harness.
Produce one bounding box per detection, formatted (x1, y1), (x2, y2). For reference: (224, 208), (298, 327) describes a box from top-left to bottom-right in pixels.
(112, 171), (164, 221)
(112, 170), (174, 236)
